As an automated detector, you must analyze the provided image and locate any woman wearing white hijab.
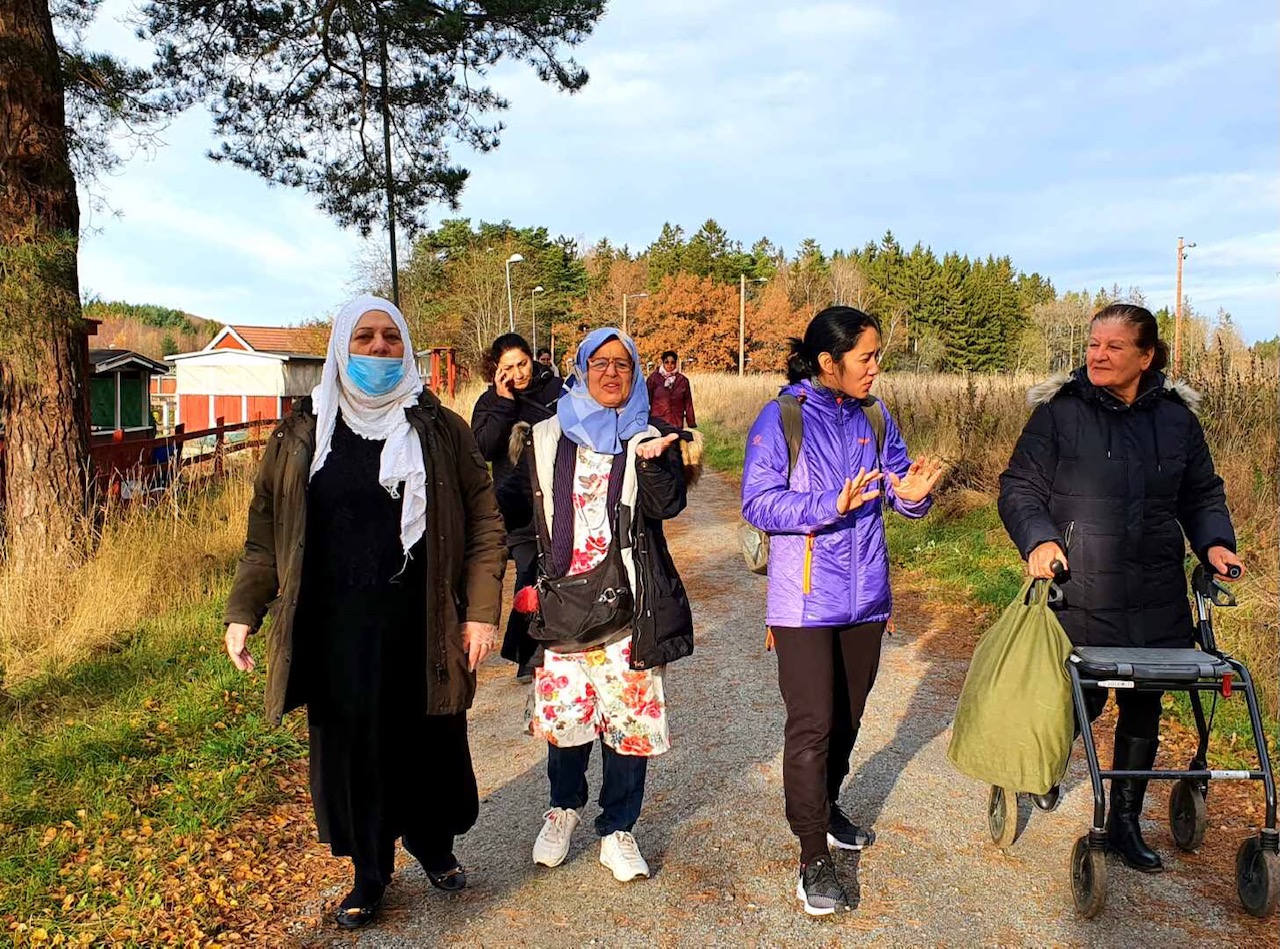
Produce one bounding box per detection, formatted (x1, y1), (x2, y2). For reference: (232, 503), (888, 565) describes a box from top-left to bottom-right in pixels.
(224, 296), (506, 929)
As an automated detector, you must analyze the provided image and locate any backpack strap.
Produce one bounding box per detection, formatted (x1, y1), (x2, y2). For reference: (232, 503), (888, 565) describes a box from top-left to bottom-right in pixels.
(776, 394), (804, 479)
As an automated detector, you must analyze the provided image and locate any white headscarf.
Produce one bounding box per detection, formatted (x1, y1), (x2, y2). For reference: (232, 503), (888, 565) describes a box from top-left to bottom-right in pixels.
(310, 295), (427, 555)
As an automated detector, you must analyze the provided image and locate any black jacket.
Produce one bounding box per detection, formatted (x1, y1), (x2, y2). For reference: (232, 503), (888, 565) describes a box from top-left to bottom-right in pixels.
(470, 373), (564, 541)
(998, 368), (1234, 648)
(500, 421), (694, 670)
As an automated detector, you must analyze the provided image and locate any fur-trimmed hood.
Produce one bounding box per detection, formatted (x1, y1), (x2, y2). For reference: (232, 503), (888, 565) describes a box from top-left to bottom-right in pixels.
(1027, 368), (1201, 416)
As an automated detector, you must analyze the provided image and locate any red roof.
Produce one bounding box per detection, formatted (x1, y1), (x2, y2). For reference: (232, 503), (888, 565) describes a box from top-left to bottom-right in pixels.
(224, 325), (329, 356)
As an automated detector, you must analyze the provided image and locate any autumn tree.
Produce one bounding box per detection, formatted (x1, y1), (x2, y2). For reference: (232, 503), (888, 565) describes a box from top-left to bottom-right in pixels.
(634, 274), (740, 371)
(747, 282), (803, 372)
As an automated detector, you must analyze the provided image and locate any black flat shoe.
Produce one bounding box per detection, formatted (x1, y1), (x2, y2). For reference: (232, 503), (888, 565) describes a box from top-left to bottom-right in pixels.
(334, 900), (381, 930)
(335, 879), (385, 930)
(426, 861), (467, 892)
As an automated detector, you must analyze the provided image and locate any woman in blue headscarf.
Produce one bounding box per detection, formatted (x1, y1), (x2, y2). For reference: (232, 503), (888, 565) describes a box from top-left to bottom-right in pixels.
(504, 328), (695, 883)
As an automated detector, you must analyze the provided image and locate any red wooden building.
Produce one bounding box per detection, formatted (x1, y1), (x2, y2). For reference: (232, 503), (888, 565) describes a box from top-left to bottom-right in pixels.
(166, 325), (328, 427)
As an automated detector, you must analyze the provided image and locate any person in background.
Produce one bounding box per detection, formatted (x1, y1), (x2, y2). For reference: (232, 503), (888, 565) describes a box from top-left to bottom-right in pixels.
(741, 306), (943, 916)
(646, 350), (696, 430)
(998, 302), (1241, 873)
(470, 334), (564, 681)
(223, 296), (506, 929)
(537, 347), (559, 378)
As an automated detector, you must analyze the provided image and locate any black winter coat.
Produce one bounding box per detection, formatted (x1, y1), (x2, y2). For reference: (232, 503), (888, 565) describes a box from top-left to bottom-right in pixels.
(998, 368), (1235, 648)
(470, 373), (564, 542)
(498, 420), (695, 670)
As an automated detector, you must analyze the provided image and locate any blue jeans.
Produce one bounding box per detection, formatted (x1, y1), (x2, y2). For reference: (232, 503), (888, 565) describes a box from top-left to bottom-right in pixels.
(547, 739), (648, 836)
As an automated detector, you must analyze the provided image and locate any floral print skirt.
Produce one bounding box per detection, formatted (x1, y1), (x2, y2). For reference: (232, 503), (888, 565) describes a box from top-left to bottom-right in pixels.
(530, 635), (670, 756)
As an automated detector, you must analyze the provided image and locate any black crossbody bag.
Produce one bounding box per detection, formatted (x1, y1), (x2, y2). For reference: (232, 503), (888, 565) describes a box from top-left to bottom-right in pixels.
(526, 435), (635, 648)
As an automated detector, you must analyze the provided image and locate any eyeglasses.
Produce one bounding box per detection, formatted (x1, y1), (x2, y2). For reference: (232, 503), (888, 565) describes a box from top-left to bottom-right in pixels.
(586, 358), (634, 374)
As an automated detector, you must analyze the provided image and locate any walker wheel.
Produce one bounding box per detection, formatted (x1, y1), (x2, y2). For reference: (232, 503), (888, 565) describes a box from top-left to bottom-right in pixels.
(1169, 777), (1208, 852)
(1070, 835), (1108, 918)
(988, 786), (1019, 849)
(1236, 836), (1280, 918)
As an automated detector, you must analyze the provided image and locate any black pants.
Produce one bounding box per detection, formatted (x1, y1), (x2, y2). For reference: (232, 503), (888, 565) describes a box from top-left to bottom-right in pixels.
(501, 540), (540, 667)
(547, 739), (649, 836)
(774, 621), (886, 862)
(1083, 688), (1162, 740)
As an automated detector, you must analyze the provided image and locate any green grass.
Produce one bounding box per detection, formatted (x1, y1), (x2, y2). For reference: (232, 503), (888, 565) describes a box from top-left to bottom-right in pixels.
(886, 501), (1025, 611)
(0, 597), (303, 941)
(697, 419), (747, 478)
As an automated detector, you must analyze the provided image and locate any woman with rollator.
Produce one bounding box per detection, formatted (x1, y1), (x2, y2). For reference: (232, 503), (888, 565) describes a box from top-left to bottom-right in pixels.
(998, 302), (1242, 873)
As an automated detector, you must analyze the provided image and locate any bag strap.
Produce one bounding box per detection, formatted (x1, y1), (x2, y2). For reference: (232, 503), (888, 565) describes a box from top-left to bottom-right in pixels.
(776, 394), (804, 480)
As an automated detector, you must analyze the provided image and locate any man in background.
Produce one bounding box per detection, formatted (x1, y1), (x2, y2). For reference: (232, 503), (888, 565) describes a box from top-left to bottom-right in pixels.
(646, 350), (696, 430)
(536, 347), (559, 378)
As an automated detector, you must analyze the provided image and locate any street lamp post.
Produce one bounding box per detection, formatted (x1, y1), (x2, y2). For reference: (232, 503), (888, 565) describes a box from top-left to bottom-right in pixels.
(739, 274), (768, 377)
(505, 253), (524, 331)
(531, 286), (545, 349)
(1173, 237), (1196, 376)
(622, 292), (648, 337)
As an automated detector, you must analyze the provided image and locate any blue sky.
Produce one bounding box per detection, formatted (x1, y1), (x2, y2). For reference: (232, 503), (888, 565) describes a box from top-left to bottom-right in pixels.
(79, 1), (1278, 341)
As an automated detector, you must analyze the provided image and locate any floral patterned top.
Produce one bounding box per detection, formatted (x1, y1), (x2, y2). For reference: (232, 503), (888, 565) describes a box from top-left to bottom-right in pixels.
(567, 446), (615, 576)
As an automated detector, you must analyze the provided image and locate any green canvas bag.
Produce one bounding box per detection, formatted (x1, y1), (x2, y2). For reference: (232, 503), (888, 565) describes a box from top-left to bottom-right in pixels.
(947, 578), (1075, 795)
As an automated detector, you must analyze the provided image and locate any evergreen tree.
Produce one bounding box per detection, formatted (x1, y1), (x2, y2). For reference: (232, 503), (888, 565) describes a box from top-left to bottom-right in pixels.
(645, 223), (687, 288)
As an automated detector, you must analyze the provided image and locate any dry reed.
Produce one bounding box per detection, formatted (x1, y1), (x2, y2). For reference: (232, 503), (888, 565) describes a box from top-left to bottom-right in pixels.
(0, 462), (256, 685)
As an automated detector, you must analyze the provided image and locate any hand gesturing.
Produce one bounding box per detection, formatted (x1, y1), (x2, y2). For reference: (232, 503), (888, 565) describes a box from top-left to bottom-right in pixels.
(886, 454), (945, 503)
(637, 432), (680, 460)
(836, 467), (882, 515)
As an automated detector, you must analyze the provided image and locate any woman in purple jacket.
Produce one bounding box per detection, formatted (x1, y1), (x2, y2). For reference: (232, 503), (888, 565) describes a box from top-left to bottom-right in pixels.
(742, 306), (943, 916)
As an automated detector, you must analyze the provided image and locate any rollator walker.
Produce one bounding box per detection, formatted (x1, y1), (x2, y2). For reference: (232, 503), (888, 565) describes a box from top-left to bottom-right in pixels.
(987, 563), (1278, 919)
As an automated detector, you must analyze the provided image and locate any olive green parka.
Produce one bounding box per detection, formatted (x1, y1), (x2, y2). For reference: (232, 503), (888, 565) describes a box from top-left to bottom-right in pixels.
(225, 391), (507, 724)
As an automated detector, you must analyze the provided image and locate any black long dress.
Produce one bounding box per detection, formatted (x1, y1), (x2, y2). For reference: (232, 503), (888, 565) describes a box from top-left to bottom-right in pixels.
(295, 415), (478, 884)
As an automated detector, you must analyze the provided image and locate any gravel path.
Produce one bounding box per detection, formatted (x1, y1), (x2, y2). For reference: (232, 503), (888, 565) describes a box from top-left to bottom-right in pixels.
(297, 472), (1273, 947)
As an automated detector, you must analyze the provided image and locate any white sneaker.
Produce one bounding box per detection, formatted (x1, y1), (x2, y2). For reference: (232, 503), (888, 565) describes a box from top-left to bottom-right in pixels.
(532, 807), (580, 867)
(599, 831), (650, 882)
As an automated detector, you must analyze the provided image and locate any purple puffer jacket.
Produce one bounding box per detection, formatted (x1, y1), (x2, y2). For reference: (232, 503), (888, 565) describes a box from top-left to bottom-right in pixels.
(741, 379), (931, 628)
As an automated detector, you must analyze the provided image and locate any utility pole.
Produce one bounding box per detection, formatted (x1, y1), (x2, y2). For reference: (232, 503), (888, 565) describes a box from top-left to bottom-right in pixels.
(531, 286), (544, 349)
(1173, 237), (1196, 376)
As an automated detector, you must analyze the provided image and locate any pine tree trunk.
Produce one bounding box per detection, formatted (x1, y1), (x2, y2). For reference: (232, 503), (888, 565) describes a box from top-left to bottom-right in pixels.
(0, 0), (91, 570)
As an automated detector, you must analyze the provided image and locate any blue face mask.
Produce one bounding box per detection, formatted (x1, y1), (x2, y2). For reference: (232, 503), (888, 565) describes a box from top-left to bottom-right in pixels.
(346, 354), (405, 396)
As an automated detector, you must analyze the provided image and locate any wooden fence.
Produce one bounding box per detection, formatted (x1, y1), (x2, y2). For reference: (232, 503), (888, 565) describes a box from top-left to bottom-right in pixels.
(0, 416), (278, 504)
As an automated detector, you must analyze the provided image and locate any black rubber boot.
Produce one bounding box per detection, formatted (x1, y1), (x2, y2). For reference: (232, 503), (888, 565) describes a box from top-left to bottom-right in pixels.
(1030, 785), (1060, 812)
(1106, 733), (1163, 873)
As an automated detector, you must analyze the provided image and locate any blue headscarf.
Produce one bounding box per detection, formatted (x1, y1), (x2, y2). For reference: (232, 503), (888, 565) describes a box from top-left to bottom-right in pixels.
(556, 328), (651, 455)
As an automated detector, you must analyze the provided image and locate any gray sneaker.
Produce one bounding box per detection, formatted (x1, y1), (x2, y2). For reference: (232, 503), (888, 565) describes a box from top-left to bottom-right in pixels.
(795, 856), (851, 916)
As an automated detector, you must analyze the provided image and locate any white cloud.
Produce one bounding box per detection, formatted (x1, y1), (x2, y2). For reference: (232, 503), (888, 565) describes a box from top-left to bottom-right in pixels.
(775, 3), (893, 38)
